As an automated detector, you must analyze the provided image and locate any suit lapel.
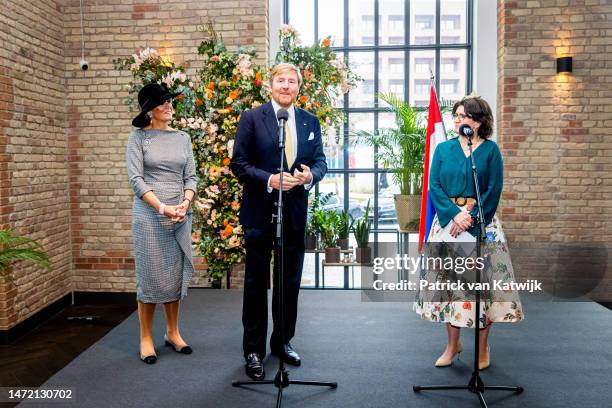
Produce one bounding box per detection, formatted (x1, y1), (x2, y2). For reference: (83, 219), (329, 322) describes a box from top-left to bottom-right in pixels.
(262, 102), (279, 149)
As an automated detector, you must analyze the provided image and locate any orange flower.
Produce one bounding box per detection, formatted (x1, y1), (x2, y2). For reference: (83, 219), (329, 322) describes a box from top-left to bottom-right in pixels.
(206, 89), (213, 99)
(195, 98), (204, 106)
(223, 219), (228, 227)
(462, 302), (472, 310)
(229, 90), (239, 99)
(176, 94), (184, 102)
(208, 81), (215, 90)
(222, 157), (231, 166)
(255, 72), (262, 81)
(299, 95), (309, 103)
(321, 38), (331, 47)
(314, 100), (321, 108)
(224, 225), (234, 235)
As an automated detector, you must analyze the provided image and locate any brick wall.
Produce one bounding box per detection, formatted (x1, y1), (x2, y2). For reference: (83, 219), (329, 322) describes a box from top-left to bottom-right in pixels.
(0, 0), (267, 331)
(498, 0), (612, 301)
(0, 0), (72, 330)
(64, 0), (267, 294)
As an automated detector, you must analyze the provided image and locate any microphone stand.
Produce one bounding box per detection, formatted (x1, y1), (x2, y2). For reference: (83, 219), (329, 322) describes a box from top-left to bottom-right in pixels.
(232, 113), (337, 408)
(414, 133), (523, 407)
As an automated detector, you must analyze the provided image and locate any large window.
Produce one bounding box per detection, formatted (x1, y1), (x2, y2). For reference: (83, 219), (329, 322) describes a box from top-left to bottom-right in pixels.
(285, 0), (472, 288)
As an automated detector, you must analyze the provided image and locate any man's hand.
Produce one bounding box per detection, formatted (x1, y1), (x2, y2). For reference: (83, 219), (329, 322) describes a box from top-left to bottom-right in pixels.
(293, 164), (313, 186)
(270, 172), (300, 191)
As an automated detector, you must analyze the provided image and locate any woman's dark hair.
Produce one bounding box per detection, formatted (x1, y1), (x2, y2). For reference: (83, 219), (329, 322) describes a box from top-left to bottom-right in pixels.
(452, 96), (494, 138)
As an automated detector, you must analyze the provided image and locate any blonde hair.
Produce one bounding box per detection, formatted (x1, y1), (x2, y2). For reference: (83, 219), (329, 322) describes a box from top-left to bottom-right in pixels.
(269, 63), (303, 87)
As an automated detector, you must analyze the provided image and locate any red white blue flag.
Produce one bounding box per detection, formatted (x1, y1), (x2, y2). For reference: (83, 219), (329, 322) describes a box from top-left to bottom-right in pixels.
(418, 86), (447, 252)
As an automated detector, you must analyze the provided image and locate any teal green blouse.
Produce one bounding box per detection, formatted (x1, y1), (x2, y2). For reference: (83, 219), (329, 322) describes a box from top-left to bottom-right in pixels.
(429, 137), (503, 234)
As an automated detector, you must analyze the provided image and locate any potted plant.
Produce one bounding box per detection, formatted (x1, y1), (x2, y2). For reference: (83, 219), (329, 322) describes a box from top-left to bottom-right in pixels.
(305, 192), (332, 250)
(0, 229), (52, 292)
(354, 200), (372, 263)
(356, 92), (427, 231)
(318, 210), (340, 263)
(337, 210), (354, 250)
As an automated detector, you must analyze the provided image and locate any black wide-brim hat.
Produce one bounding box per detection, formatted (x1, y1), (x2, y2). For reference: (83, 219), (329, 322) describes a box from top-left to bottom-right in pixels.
(132, 82), (182, 128)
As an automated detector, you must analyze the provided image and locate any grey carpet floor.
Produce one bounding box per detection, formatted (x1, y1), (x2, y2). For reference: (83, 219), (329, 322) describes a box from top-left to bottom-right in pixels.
(21, 290), (612, 408)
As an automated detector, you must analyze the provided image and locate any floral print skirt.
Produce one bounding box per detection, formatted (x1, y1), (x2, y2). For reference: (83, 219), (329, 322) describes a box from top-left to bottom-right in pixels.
(414, 211), (524, 328)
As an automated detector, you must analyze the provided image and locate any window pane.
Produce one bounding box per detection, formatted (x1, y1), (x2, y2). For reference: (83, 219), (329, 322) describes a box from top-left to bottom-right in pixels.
(380, 0), (404, 45)
(348, 0), (375, 46)
(440, 0), (467, 44)
(325, 126), (344, 170)
(289, 0), (314, 45)
(410, 0), (436, 45)
(377, 111), (397, 168)
(377, 172), (399, 228)
(378, 51), (405, 100)
(409, 50), (436, 106)
(439, 49), (467, 101)
(348, 52), (375, 108)
(349, 173), (374, 221)
(318, 0), (344, 46)
(348, 113), (375, 169)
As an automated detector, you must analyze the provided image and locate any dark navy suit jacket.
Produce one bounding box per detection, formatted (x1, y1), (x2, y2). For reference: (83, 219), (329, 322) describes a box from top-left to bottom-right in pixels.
(231, 101), (327, 230)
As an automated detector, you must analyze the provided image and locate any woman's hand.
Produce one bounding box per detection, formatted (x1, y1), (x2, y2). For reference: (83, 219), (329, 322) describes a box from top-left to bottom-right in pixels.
(451, 211), (473, 237)
(162, 205), (183, 224)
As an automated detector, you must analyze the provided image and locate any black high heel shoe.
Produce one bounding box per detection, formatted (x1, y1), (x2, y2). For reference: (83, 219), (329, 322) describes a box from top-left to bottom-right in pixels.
(164, 333), (193, 354)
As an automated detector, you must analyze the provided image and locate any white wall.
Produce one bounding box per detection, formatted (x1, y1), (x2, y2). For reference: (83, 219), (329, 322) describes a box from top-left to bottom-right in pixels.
(268, 0), (283, 64)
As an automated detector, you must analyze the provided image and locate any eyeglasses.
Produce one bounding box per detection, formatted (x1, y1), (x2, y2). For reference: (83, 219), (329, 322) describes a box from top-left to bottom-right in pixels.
(452, 113), (471, 120)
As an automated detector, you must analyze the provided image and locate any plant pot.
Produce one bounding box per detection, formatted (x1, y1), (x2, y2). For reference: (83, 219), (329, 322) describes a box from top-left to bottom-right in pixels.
(338, 238), (349, 250)
(355, 246), (372, 264)
(324, 247), (341, 263)
(394, 194), (421, 232)
(305, 233), (317, 250)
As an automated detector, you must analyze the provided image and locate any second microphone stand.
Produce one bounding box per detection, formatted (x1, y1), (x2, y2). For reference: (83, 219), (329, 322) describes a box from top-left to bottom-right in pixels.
(232, 110), (337, 408)
(413, 134), (523, 407)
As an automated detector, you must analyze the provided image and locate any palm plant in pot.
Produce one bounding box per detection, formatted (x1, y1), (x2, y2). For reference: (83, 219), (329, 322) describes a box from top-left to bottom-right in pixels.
(354, 200), (372, 263)
(356, 92), (427, 231)
(317, 210), (341, 263)
(0, 229), (52, 292)
(337, 210), (354, 250)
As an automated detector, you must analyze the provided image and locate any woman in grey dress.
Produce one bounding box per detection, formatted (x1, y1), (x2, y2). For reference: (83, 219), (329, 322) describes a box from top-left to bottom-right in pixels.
(126, 83), (198, 364)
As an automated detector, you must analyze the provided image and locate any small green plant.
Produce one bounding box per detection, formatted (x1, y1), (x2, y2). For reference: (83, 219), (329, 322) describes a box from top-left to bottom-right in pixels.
(337, 210), (354, 240)
(0, 229), (51, 282)
(317, 210), (340, 248)
(306, 192), (333, 237)
(353, 200), (372, 248)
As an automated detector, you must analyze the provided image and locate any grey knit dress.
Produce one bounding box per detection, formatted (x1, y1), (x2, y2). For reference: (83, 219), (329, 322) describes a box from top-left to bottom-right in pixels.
(126, 128), (198, 303)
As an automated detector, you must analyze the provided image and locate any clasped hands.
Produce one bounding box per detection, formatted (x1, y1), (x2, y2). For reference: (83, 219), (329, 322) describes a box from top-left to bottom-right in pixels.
(450, 211), (474, 238)
(162, 200), (190, 224)
(270, 164), (312, 191)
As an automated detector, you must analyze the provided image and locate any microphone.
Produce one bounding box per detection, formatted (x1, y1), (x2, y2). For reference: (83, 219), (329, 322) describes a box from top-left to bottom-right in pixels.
(277, 108), (289, 147)
(458, 124), (474, 138)
(277, 108), (289, 124)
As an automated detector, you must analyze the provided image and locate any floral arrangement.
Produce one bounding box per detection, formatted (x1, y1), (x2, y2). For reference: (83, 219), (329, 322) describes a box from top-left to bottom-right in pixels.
(275, 24), (359, 147)
(115, 25), (357, 283)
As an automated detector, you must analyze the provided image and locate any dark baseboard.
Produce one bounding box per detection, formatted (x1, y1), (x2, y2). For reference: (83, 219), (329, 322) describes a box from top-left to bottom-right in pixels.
(597, 302), (612, 311)
(0, 291), (136, 345)
(1, 293), (71, 345)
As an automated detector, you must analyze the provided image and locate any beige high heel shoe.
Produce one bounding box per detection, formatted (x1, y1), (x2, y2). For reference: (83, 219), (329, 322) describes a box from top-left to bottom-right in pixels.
(435, 342), (463, 367)
(479, 345), (490, 370)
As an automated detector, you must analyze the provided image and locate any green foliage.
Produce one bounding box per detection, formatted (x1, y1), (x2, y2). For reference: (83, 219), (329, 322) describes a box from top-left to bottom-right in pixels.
(0, 229), (51, 282)
(315, 210), (340, 248)
(356, 93), (427, 195)
(353, 200), (371, 248)
(306, 192), (332, 236)
(337, 210), (354, 240)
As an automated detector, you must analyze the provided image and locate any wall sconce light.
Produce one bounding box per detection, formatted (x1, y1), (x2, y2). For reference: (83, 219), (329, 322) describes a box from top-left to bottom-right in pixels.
(556, 56), (572, 74)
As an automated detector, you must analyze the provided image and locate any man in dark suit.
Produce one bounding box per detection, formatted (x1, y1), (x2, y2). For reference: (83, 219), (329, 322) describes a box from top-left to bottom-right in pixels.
(231, 63), (327, 381)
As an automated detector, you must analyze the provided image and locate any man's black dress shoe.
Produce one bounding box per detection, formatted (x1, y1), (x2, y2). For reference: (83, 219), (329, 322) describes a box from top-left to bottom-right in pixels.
(271, 343), (301, 366)
(245, 353), (265, 381)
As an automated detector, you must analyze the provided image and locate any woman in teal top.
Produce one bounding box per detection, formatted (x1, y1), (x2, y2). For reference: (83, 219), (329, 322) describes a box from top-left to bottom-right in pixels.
(415, 95), (524, 370)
